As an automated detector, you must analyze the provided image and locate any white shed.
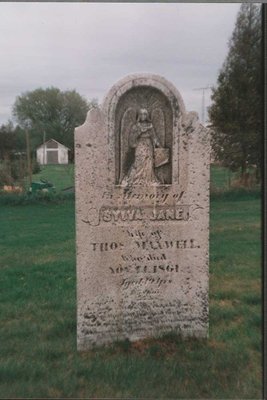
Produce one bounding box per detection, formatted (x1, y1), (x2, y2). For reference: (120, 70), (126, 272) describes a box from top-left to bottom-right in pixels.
(36, 139), (69, 165)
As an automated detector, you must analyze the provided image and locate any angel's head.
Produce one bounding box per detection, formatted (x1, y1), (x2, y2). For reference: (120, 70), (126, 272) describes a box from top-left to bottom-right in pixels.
(137, 108), (150, 123)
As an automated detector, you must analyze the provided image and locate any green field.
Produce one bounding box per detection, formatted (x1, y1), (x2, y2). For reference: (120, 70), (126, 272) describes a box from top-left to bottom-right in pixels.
(32, 164), (74, 191)
(20, 163), (259, 198)
(34, 164), (224, 191)
(30, 164), (242, 192)
(211, 164), (236, 190)
(0, 189), (262, 398)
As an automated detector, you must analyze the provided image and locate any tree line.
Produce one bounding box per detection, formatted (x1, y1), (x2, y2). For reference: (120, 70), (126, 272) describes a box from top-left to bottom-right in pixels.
(208, 3), (262, 184)
(1, 88), (96, 161)
(0, 88), (96, 186)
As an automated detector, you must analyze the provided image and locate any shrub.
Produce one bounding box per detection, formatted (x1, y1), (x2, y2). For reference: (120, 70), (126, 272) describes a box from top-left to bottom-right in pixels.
(32, 159), (41, 174)
(0, 160), (27, 186)
(0, 166), (14, 186)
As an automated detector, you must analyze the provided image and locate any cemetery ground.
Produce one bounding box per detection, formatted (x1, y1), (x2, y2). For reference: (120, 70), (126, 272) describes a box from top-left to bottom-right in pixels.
(0, 166), (261, 398)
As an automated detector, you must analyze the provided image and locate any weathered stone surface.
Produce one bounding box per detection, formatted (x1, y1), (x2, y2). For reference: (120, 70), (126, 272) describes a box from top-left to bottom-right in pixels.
(75, 74), (210, 350)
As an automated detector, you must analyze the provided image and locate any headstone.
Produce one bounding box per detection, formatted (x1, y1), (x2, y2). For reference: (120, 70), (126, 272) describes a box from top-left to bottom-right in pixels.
(75, 74), (210, 350)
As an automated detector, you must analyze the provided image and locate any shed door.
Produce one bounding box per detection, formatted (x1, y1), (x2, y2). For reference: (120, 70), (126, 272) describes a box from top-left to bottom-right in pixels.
(47, 150), (58, 164)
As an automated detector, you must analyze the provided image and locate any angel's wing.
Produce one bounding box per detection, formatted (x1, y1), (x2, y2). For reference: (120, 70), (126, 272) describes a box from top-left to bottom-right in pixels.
(151, 108), (165, 147)
(119, 107), (136, 183)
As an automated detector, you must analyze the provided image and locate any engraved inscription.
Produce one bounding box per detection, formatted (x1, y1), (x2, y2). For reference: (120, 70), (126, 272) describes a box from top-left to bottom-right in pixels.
(82, 205), (190, 225)
(90, 238), (200, 252)
(102, 191), (184, 203)
(100, 205), (189, 223)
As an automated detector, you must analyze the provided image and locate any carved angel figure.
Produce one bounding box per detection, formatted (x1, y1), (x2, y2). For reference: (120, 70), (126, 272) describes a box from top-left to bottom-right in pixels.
(120, 108), (163, 186)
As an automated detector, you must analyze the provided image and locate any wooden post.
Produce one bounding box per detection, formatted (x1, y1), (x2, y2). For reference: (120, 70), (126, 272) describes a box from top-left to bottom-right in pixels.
(43, 129), (46, 168)
(228, 168), (231, 190)
(25, 129), (32, 187)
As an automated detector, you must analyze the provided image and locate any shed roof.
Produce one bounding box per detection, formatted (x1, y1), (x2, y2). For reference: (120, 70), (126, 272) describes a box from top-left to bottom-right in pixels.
(36, 139), (70, 150)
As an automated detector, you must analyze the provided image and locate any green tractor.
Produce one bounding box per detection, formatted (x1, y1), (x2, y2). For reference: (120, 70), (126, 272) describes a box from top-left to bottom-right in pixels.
(29, 179), (56, 194)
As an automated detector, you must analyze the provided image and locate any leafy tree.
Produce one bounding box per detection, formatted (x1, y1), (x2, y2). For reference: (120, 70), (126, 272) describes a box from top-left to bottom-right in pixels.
(13, 87), (96, 160)
(0, 122), (28, 186)
(0, 122), (25, 160)
(208, 3), (262, 183)
(0, 122), (16, 160)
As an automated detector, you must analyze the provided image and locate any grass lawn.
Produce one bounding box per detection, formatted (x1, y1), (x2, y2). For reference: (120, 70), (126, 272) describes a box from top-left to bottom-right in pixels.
(211, 165), (236, 190)
(32, 164), (74, 191)
(0, 195), (262, 398)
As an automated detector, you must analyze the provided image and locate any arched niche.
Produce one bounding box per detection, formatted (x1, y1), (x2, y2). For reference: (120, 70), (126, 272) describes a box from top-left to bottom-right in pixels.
(102, 74), (186, 186)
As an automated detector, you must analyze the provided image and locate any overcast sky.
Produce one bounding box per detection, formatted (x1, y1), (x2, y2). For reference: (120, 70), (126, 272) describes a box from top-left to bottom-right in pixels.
(0, 2), (241, 125)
